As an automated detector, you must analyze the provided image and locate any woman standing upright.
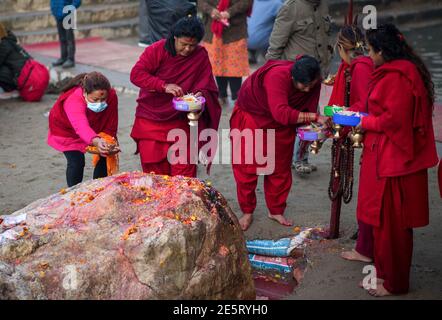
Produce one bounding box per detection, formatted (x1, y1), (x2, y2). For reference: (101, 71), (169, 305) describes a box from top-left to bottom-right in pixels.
(198, 0), (251, 105)
(328, 25), (373, 113)
(130, 16), (221, 177)
(327, 25), (375, 264)
(357, 24), (438, 296)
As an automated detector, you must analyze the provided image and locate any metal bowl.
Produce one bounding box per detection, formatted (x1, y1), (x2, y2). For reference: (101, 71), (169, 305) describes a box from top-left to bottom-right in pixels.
(332, 111), (368, 126)
(297, 125), (327, 141)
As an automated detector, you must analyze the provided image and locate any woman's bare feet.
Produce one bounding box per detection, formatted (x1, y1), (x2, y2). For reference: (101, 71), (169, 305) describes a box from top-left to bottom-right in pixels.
(367, 283), (393, 297)
(268, 214), (293, 226)
(239, 214), (253, 231)
(359, 277), (383, 289)
(341, 249), (373, 263)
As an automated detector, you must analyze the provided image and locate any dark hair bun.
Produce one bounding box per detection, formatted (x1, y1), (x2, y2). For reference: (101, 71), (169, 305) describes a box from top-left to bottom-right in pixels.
(291, 55), (321, 85)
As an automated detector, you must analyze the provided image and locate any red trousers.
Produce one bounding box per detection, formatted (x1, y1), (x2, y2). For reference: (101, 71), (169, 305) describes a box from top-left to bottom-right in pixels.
(138, 140), (196, 178)
(232, 165), (292, 215)
(355, 219), (374, 259)
(230, 106), (296, 216)
(132, 117), (196, 178)
(373, 170), (429, 294)
(141, 159), (196, 177)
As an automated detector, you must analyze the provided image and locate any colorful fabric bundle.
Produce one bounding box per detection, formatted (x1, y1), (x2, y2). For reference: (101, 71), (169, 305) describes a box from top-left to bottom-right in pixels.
(248, 254), (295, 274)
(86, 132), (119, 176)
(246, 230), (312, 257)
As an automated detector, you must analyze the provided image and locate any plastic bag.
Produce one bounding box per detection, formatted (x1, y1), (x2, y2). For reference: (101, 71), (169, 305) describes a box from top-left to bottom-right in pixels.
(246, 230), (312, 257)
(248, 254), (295, 274)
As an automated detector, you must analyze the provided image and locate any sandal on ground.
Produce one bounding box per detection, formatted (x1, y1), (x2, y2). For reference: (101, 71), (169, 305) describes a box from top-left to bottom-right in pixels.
(293, 162), (312, 174)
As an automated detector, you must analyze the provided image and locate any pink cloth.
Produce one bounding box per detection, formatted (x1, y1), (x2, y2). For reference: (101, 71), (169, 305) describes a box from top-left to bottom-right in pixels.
(47, 87), (98, 152)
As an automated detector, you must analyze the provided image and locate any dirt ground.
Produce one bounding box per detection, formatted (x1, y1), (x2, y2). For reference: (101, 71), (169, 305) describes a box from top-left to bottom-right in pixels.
(0, 92), (441, 300)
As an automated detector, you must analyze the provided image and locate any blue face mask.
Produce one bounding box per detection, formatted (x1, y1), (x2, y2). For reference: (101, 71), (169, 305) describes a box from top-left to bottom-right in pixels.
(85, 95), (108, 113)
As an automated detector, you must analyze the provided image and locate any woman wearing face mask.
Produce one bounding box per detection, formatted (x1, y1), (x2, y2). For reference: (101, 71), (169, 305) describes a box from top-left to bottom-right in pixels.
(130, 16), (221, 177)
(48, 71), (119, 187)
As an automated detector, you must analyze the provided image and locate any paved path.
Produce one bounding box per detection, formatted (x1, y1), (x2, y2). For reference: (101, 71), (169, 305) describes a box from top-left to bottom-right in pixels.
(11, 36), (441, 300)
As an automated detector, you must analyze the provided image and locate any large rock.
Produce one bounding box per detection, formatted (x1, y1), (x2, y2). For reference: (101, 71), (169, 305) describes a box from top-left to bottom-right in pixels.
(0, 172), (255, 300)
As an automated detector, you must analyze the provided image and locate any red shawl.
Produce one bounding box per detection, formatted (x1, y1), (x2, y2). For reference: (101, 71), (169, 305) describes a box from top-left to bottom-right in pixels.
(49, 86), (118, 139)
(328, 56), (373, 112)
(211, 0), (230, 38)
(211, 0), (254, 38)
(328, 61), (349, 107)
(361, 59), (438, 176)
(348, 56), (373, 112)
(236, 59), (321, 128)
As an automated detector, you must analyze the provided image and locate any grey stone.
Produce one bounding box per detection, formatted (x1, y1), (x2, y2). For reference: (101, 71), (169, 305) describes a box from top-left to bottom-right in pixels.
(0, 172), (255, 300)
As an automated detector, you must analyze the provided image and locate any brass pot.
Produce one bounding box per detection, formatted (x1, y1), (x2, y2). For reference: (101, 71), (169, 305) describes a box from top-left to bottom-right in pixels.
(187, 111), (202, 126)
(332, 123), (342, 139)
(350, 128), (364, 148)
(310, 140), (323, 154)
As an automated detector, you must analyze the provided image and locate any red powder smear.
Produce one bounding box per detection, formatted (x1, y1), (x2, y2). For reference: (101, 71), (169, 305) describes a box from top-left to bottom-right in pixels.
(253, 271), (298, 300)
(41, 172), (208, 234)
(253, 276), (297, 300)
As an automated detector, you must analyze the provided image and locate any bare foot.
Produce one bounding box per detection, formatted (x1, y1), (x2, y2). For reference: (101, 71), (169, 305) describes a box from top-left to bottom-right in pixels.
(368, 283), (393, 297)
(359, 277), (383, 289)
(341, 249), (373, 263)
(239, 214), (253, 231)
(268, 214), (293, 226)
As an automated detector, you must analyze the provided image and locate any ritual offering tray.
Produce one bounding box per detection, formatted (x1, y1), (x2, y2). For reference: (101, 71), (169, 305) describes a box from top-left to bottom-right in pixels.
(173, 94), (205, 112)
(297, 124), (327, 141)
(332, 110), (368, 126)
(324, 105), (344, 117)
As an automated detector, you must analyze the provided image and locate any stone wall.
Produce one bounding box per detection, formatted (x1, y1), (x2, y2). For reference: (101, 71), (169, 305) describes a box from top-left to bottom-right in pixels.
(0, 0), (139, 44)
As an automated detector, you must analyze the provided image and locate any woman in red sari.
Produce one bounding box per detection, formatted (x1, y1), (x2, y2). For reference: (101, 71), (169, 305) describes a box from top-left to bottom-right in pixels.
(358, 24), (438, 296)
(327, 26), (376, 264)
(130, 16), (222, 177)
(230, 55), (330, 230)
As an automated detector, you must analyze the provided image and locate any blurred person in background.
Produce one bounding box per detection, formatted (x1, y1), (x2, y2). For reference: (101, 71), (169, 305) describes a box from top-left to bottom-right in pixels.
(0, 23), (49, 101)
(266, 0), (333, 175)
(199, 0), (252, 106)
(50, 0), (82, 68)
(247, 0), (283, 64)
(138, 0), (196, 48)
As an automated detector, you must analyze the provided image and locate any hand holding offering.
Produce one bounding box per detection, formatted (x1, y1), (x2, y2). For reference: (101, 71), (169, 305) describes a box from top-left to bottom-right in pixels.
(164, 83), (184, 97)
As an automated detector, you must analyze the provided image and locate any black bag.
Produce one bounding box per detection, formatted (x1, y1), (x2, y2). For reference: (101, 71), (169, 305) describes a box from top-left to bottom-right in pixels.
(146, 0), (197, 43)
